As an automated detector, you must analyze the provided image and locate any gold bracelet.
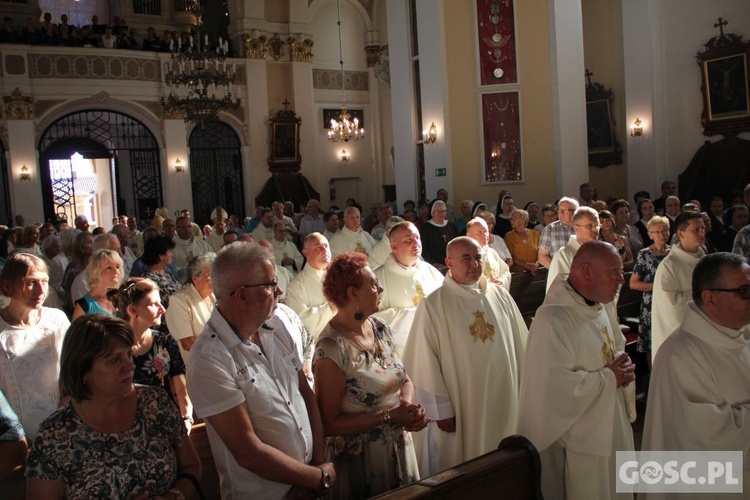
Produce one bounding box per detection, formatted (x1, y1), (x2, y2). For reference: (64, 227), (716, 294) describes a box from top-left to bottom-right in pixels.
(381, 409), (392, 425)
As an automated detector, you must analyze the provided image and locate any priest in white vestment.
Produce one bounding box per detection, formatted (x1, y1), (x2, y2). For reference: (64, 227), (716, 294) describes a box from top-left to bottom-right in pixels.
(286, 233), (336, 340)
(546, 207), (601, 291)
(251, 208), (275, 242)
(206, 219), (227, 252)
(651, 212), (706, 360)
(518, 241), (636, 500)
(270, 221), (304, 274)
(403, 237), (527, 477)
(374, 222), (444, 356)
(369, 216), (404, 269)
(642, 253), (750, 499)
(257, 240), (294, 301)
(466, 218), (511, 291)
(172, 216), (212, 282)
(331, 206), (376, 259)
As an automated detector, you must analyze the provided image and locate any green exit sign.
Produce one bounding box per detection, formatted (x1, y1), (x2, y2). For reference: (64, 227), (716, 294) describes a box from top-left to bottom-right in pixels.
(435, 168), (447, 177)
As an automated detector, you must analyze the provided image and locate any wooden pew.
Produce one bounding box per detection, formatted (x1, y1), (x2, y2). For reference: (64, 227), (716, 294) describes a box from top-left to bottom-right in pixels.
(375, 435), (543, 499)
(508, 269), (549, 328)
(189, 422), (222, 499)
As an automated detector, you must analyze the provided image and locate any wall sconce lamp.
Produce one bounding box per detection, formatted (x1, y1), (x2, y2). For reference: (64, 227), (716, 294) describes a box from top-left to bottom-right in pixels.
(20, 165), (31, 181)
(174, 158), (185, 173)
(340, 149), (351, 162)
(422, 122), (438, 144)
(630, 118), (643, 137)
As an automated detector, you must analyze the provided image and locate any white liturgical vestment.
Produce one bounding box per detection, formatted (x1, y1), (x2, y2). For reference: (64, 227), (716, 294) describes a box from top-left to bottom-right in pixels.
(518, 275), (635, 500)
(368, 236), (392, 269)
(271, 238), (304, 274)
(650, 244), (704, 359)
(642, 302), (750, 499)
(373, 255), (444, 355)
(546, 235), (581, 291)
(251, 223), (273, 242)
(480, 245), (511, 291)
(403, 274), (527, 476)
(172, 236), (212, 281)
(330, 226), (376, 258)
(286, 265), (335, 340)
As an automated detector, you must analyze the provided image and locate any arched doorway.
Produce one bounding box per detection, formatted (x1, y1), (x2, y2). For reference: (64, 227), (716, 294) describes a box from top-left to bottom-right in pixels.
(0, 139), (11, 226)
(188, 121), (245, 225)
(38, 110), (162, 228)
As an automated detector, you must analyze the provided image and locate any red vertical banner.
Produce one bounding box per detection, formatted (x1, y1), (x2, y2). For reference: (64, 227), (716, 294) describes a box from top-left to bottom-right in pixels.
(476, 0), (518, 86)
(482, 92), (522, 182)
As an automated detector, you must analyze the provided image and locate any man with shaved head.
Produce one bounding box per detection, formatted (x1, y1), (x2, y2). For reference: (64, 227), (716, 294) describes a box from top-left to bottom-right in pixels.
(518, 241), (636, 500)
(403, 236), (528, 476)
(374, 221), (444, 355)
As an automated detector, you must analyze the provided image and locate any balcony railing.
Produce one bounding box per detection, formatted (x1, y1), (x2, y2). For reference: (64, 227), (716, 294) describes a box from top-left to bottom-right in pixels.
(133, 0), (162, 16)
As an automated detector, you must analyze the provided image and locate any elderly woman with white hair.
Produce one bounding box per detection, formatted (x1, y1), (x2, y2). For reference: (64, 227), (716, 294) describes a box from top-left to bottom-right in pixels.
(71, 249), (124, 319)
(418, 199), (458, 267)
(165, 252), (217, 364)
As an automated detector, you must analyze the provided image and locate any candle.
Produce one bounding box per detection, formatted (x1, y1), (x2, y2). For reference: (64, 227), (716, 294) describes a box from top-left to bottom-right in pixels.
(170, 39), (174, 51)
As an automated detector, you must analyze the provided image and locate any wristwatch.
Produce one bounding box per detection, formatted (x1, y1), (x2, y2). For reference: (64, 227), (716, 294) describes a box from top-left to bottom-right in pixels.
(319, 467), (332, 491)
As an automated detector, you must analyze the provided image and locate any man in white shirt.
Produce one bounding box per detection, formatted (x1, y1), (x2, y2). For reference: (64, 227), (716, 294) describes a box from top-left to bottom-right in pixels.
(299, 200), (326, 239)
(642, 252), (750, 498)
(546, 207), (601, 290)
(374, 221), (444, 355)
(251, 208), (275, 242)
(272, 201), (297, 240)
(110, 224), (137, 277)
(651, 212), (706, 359)
(330, 207), (376, 259)
(187, 243), (335, 498)
(286, 233), (336, 340)
(127, 216), (143, 257)
(322, 211), (339, 242)
(172, 216), (212, 282)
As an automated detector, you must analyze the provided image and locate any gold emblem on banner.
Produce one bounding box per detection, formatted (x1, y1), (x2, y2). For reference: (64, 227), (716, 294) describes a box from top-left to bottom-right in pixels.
(355, 243), (367, 254)
(483, 260), (496, 280)
(412, 284), (426, 307)
(601, 325), (615, 363)
(469, 310), (495, 342)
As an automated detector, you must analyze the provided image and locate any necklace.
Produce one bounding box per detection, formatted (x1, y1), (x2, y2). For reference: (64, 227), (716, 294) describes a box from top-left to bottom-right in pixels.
(336, 319), (389, 369)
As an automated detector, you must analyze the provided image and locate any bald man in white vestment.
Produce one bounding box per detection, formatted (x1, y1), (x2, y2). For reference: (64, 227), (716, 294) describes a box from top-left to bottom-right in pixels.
(518, 241), (636, 500)
(465, 218), (511, 291)
(374, 222), (444, 356)
(642, 253), (750, 499)
(286, 233), (336, 340)
(546, 207), (601, 291)
(651, 212), (706, 360)
(330, 207), (376, 259)
(402, 237), (527, 476)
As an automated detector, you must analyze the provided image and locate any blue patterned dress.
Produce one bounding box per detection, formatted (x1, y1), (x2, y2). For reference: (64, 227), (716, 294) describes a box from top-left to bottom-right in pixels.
(632, 246), (669, 353)
(313, 317), (419, 499)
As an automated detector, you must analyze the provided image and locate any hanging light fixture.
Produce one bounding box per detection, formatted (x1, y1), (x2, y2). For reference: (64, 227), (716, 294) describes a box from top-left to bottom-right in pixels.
(160, 1), (241, 125)
(328, 0), (364, 143)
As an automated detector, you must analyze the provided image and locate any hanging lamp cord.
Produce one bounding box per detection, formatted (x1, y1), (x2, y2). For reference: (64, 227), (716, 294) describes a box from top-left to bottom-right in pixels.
(337, 0), (346, 109)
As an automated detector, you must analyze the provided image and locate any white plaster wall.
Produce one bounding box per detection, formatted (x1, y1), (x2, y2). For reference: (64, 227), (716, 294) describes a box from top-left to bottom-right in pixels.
(624, 0), (750, 199)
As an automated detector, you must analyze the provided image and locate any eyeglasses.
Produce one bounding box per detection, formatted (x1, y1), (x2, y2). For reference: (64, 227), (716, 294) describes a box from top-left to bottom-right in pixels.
(230, 278), (280, 296)
(574, 223), (600, 230)
(708, 286), (750, 300)
(648, 229), (670, 235)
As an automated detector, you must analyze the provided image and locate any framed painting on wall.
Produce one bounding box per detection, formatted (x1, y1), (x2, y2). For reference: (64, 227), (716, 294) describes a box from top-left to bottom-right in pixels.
(697, 27), (750, 136)
(586, 79), (622, 167)
(481, 91), (522, 183)
(476, 0), (518, 86)
(268, 106), (302, 171)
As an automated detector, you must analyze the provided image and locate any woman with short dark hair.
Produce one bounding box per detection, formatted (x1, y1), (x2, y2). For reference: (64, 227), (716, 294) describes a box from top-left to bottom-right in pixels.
(25, 314), (201, 499)
(141, 236), (181, 309)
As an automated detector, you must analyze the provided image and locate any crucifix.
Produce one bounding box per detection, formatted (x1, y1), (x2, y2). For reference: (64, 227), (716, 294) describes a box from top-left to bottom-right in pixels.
(282, 99), (290, 111)
(441, 232), (448, 242)
(145, 206), (153, 218)
(714, 17), (728, 37)
(585, 69), (593, 87)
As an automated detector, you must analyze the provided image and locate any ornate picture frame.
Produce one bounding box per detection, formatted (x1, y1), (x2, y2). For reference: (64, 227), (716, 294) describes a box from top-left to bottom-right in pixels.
(586, 79), (622, 168)
(268, 105), (302, 171)
(697, 23), (750, 136)
(480, 91), (523, 183)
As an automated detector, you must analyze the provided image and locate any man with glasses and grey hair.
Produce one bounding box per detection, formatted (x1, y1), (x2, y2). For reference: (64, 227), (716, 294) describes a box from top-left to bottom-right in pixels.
(643, 252), (750, 495)
(187, 242), (335, 498)
(546, 207), (601, 291)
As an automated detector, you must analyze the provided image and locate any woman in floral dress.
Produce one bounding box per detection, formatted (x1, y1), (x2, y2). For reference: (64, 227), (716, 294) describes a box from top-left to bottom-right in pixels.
(314, 252), (428, 499)
(109, 277), (192, 431)
(629, 215), (671, 364)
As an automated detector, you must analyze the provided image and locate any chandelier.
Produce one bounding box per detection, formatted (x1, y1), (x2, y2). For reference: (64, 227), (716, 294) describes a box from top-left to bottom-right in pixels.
(328, 0), (364, 142)
(160, 2), (240, 125)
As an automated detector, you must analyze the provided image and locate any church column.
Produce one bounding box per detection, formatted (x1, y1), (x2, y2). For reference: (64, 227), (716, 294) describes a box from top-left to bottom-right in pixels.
(162, 119), (191, 214)
(244, 55), (270, 214)
(386, 0), (418, 207)
(6, 119), (43, 223)
(548, 0), (588, 197)
(289, 34), (317, 191)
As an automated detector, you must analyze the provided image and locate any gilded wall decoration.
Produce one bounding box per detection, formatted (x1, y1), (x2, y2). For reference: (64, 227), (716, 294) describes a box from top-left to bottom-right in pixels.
(268, 34), (286, 61)
(288, 36), (314, 63)
(3, 88), (34, 120)
(244, 31), (268, 60)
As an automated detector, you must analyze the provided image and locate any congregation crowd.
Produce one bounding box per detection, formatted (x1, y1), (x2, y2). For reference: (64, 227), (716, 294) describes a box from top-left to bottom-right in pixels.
(0, 179), (748, 499)
(0, 12), (229, 53)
